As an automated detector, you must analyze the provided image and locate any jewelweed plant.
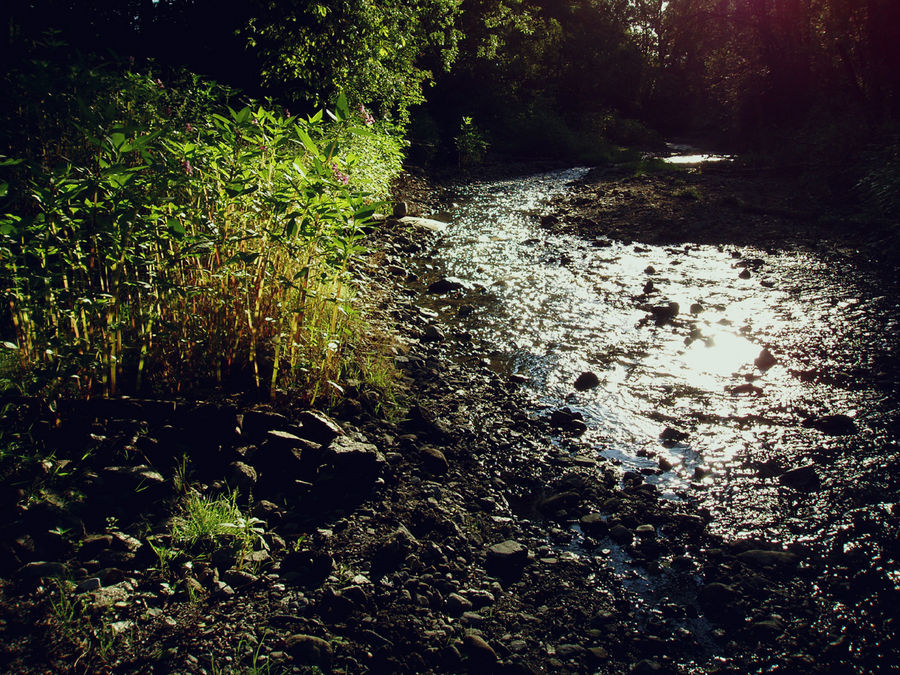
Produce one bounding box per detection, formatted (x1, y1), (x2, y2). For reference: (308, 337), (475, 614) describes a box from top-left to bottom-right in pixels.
(0, 46), (404, 404)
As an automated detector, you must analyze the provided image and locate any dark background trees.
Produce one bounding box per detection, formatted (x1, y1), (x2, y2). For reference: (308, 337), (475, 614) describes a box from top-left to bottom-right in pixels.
(3, 0), (898, 163)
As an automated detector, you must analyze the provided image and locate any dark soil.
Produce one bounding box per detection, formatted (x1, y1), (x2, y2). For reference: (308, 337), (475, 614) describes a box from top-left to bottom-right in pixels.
(0, 162), (896, 674)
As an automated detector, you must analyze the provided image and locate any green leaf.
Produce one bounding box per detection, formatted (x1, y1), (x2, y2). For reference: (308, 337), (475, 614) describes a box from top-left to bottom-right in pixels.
(335, 92), (350, 121)
(296, 129), (321, 159)
(0, 156), (23, 167)
(0, 182), (8, 199)
(167, 217), (186, 237)
(1, 341), (18, 350)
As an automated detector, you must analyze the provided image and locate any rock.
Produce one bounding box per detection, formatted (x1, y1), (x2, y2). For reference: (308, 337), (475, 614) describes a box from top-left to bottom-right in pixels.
(422, 325), (446, 342)
(549, 408), (587, 434)
(650, 302), (679, 325)
(739, 268), (752, 279)
(75, 577), (102, 593)
(297, 411), (344, 444)
(635, 524), (656, 538)
(101, 465), (168, 496)
(802, 414), (857, 436)
(755, 458), (784, 478)
(17, 561), (68, 580)
(393, 201), (409, 217)
(323, 436), (386, 483)
(588, 646), (610, 661)
(280, 550), (333, 587)
(643, 280), (654, 294)
(580, 513), (609, 538)
(419, 446), (450, 475)
(644, 266), (656, 275)
(609, 524), (633, 545)
(78, 534), (114, 560)
(737, 549), (800, 569)
(556, 644), (585, 659)
(754, 348), (777, 371)
(284, 634), (333, 671)
(574, 371), (600, 391)
(630, 659), (664, 674)
(372, 526), (418, 574)
(226, 461), (257, 494)
(428, 277), (465, 294)
(698, 582), (742, 621)
(486, 540), (529, 576)
(538, 491), (580, 514)
(659, 426), (688, 444)
(240, 411), (291, 440)
(399, 215), (448, 233)
(689, 302), (703, 315)
(445, 592), (474, 615)
(779, 464), (820, 490)
(461, 634), (498, 668)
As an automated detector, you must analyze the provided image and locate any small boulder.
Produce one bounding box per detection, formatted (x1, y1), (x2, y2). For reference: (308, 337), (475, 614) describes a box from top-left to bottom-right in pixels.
(419, 446), (450, 475)
(461, 634), (498, 668)
(486, 539), (529, 577)
(284, 634), (333, 671)
(297, 411), (344, 444)
(802, 414), (857, 436)
(779, 464), (820, 490)
(754, 348), (777, 371)
(428, 277), (465, 294)
(609, 524), (633, 545)
(574, 371), (600, 391)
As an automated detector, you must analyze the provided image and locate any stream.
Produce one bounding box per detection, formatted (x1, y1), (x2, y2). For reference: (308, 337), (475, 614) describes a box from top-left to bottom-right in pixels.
(423, 166), (900, 551)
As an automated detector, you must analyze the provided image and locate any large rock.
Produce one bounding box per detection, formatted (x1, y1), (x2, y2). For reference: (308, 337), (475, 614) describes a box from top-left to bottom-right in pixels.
(698, 582), (743, 622)
(324, 436), (386, 481)
(427, 277), (465, 293)
(580, 513), (609, 538)
(297, 411), (344, 444)
(284, 634), (333, 671)
(486, 539), (529, 577)
(802, 414), (858, 436)
(779, 464), (820, 490)
(461, 634), (499, 669)
(419, 446), (450, 475)
(574, 371), (600, 391)
(737, 549), (800, 570)
(399, 215), (448, 233)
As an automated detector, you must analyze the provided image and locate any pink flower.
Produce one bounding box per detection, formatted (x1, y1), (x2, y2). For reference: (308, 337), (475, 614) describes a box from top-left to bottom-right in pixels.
(181, 159), (193, 175)
(331, 163), (350, 185)
(155, 78), (164, 89)
(284, 108), (291, 118)
(358, 104), (375, 126)
(186, 123), (194, 133)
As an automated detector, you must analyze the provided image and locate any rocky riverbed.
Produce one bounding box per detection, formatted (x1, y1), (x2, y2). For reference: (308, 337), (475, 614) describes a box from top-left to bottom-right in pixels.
(0, 162), (897, 674)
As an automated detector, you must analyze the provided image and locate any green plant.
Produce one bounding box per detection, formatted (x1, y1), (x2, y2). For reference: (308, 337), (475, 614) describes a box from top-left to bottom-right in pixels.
(171, 491), (268, 568)
(47, 579), (123, 667)
(1, 49), (403, 404)
(455, 116), (490, 167)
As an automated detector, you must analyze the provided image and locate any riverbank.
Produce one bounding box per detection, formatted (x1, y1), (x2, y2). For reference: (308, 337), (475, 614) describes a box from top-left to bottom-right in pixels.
(0, 161), (896, 674)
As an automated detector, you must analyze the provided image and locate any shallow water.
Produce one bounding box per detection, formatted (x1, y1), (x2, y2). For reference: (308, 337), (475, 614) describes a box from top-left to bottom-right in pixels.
(428, 168), (900, 544)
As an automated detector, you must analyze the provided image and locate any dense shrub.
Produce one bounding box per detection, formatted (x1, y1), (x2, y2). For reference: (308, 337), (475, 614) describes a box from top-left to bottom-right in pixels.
(0, 49), (404, 402)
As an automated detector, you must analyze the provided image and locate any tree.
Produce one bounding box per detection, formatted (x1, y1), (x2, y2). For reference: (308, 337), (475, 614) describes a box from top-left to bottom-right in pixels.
(243, 0), (462, 122)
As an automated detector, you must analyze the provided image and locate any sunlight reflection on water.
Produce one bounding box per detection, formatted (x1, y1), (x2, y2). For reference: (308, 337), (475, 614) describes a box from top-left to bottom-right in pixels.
(429, 168), (899, 541)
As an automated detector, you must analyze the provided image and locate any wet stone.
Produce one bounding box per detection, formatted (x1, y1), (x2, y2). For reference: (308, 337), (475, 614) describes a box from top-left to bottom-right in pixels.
(779, 464), (820, 490)
(609, 524), (633, 545)
(574, 371), (600, 391)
